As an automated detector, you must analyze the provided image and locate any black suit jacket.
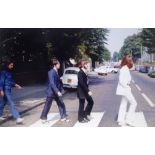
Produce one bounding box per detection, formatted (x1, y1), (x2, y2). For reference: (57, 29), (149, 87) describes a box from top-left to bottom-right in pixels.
(77, 69), (90, 99)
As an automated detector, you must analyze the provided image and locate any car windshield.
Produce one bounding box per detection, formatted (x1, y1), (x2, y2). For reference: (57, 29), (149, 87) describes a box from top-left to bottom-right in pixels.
(65, 70), (78, 74)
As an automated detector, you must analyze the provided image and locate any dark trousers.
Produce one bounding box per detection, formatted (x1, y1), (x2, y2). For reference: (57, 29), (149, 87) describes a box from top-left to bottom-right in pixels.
(78, 96), (94, 122)
(40, 96), (67, 120)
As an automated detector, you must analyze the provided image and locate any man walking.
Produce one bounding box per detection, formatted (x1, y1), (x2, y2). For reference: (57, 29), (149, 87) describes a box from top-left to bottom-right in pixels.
(0, 76), (5, 121)
(77, 60), (94, 123)
(40, 58), (69, 123)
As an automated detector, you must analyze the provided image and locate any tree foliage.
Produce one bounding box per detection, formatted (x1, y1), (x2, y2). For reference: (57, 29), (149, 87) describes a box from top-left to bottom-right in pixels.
(141, 28), (155, 54)
(112, 51), (121, 62)
(119, 33), (142, 59)
(0, 28), (109, 72)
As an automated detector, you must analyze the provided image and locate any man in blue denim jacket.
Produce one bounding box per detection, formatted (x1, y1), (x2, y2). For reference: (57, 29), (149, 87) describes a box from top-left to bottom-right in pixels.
(0, 76), (5, 120)
(0, 61), (24, 124)
(0, 72), (5, 121)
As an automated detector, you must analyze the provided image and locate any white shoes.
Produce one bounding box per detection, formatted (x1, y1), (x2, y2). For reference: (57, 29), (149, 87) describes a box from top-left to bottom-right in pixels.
(118, 120), (135, 127)
(41, 119), (50, 124)
(16, 118), (24, 124)
(0, 117), (5, 121)
(118, 122), (127, 127)
(126, 120), (135, 127)
(60, 117), (70, 122)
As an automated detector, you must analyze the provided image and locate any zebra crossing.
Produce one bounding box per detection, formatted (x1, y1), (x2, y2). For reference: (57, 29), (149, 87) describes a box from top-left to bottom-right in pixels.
(30, 111), (147, 127)
(30, 113), (60, 127)
(74, 112), (104, 127)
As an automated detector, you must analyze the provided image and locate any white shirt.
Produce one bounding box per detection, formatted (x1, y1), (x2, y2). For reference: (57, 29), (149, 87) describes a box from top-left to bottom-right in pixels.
(116, 65), (132, 96)
(81, 68), (87, 74)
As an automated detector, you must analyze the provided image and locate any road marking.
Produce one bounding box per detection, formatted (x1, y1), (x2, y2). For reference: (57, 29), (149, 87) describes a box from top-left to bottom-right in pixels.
(20, 98), (46, 104)
(141, 93), (155, 107)
(135, 84), (142, 91)
(30, 113), (60, 127)
(131, 112), (147, 127)
(74, 112), (104, 127)
(132, 80), (135, 83)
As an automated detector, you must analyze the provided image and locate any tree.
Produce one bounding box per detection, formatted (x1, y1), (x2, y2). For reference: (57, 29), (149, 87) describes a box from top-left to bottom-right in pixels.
(0, 28), (109, 72)
(100, 47), (111, 62)
(141, 28), (155, 54)
(79, 28), (109, 67)
(119, 33), (142, 60)
(112, 51), (121, 62)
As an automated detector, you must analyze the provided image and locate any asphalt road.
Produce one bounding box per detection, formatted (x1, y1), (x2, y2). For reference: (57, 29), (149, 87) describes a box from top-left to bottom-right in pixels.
(1, 71), (155, 127)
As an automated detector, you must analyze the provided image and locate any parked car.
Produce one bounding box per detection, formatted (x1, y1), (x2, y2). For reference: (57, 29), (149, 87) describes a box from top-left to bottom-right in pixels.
(135, 65), (140, 71)
(148, 67), (155, 78)
(139, 66), (150, 73)
(61, 67), (80, 89)
(94, 66), (108, 76)
(106, 66), (119, 73)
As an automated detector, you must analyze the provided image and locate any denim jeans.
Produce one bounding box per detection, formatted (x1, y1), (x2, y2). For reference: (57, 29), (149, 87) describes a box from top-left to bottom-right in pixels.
(0, 88), (20, 119)
(0, 96), (4, 117)
(40, 96), (67, 120)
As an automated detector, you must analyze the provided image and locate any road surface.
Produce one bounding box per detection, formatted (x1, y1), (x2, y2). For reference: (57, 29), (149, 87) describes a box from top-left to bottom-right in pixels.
(1, 71), (155, 127)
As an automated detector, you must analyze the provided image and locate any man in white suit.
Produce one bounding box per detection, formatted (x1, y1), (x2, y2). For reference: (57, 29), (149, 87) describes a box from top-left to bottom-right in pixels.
(116, 54), (137, 127)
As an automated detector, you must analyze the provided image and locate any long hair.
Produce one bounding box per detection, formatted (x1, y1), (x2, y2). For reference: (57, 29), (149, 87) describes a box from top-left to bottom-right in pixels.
(78, 60), (88, 69)
(121, 54), (133, 69)
(4, 60), (14, 71)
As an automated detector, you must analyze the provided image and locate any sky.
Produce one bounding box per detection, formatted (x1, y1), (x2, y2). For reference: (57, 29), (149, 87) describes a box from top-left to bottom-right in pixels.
(105, 28), (139, 55)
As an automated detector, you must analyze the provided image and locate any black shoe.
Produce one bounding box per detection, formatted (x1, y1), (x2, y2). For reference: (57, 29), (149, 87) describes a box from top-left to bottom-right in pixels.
(79, 119), (88, 123)
(84, 117), (90, 122)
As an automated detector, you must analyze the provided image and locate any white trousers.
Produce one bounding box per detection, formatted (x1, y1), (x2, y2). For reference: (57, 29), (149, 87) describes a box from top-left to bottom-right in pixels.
(117, 91), (137, 123)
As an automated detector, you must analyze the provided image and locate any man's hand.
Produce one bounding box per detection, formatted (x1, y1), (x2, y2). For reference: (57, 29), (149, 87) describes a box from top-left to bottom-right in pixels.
(57, 92), (62, 97)
(88, 91), (93, 96)
(15, 84), (22, 89)
(0, 90), (4, 97)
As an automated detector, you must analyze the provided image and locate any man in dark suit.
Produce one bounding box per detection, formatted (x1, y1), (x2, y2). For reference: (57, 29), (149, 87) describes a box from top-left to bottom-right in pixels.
(77, 60), (94, 123)
(40, 58), (69, 123)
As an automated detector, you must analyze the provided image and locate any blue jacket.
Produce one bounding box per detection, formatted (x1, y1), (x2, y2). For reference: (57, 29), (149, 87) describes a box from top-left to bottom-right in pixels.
(0, 70), (16, 90)
(0, 79), (2, 91)
(46, 69), (64, 97)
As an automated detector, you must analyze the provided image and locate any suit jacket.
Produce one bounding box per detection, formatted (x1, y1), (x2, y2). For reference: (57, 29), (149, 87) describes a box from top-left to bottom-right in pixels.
(46, 69), (64, 97)
(77, 69), (90, 99)
(116, 65), (132, 96)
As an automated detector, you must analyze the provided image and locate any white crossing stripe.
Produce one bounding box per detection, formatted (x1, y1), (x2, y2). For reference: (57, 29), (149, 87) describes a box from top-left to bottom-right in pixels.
(141, 93), (155, 107)
(30, 113), (60, 127)
(131, 112), (147, 127)
(74, 112), (104, 127)
(20, 98), (46, 104)
(135, 84), (142, 91)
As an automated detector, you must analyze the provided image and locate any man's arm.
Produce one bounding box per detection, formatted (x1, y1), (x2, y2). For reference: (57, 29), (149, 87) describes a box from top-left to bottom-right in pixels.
(49, 71), (60, 94)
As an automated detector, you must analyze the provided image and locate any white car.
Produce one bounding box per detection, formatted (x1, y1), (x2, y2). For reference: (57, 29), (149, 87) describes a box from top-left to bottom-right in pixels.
(94, 66), (108, 76)
(106, 66), (119, 73)
(61, 67), (80, 89)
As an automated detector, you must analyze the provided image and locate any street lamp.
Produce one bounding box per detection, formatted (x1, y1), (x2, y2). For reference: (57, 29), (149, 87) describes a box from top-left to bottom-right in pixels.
(140, 44), (143, 65)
